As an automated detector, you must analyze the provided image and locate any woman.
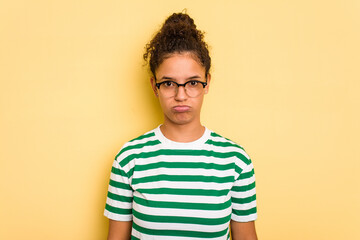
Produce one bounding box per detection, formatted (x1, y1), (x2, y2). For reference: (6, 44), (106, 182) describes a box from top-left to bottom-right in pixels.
(104, 12), (258, 240)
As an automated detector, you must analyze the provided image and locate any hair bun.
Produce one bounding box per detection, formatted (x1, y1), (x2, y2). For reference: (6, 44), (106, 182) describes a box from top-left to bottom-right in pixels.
(164, 13), (197, 29)
(144, 12), (211, 78)
(162, 13), (200, 41)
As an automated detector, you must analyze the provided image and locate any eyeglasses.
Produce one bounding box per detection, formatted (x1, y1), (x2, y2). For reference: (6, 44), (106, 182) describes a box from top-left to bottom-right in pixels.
(155, 80), (207, 98)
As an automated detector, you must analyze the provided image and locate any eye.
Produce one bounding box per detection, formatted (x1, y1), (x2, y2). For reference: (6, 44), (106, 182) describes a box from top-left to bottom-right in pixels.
(189, 81), (198, 86)
(163, 81), (174, 87)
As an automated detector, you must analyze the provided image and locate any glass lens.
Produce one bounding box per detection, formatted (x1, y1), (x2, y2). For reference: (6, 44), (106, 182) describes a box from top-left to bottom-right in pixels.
(185, 81), (203, 97)
(159, 82), (176, 97)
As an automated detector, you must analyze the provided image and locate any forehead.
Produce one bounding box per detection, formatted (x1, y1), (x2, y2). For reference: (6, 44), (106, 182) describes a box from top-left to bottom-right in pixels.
(155, 53), (206, 80)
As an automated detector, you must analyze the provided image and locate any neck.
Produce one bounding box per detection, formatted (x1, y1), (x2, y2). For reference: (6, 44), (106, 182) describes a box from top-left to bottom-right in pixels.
(160, 120), (205, 143)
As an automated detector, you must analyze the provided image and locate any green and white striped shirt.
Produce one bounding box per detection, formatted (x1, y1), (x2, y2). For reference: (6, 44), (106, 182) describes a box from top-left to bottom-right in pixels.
(104, 126), (257, 239)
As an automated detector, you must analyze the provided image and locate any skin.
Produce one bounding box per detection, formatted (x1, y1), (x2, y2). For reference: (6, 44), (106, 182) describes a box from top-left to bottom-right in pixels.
(107, 51), (257, 240)
(231, 220), (258, 240)
(107, 220), (132, 240)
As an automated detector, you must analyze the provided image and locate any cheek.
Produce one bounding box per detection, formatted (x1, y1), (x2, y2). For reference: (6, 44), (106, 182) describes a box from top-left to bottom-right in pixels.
(194, 97), (204, 109)
(158, 97), (171, 111)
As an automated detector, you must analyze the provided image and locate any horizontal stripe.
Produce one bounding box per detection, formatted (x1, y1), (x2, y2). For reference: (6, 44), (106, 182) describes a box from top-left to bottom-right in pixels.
(121, 149), (251, 168)
(132, 174), (234, 185)
(134, 181), (233, 192)
(104, 209), (132, 221)
(129, 132), (155, 142)
(210, 132), (223, 138)
(111, 165), (127, 177)
(133, 208), (231, 225)
(105, 204), (132, 214)
(231, 182), (256, 192)
(135, 161), (235, 172)
(107, 186), (133, 197)
(132, 167), (234, 180)
(133, 201), (231, 219)
(132, 216), (229, 233)
(133, 195), (231, 211)
(135, 154), (235, 166)
(109, 179), (132, 190)
(231, 212), (257, 222)
(232, 200), (257, 211)
(232, 207), (257, 216)
(132, 221), (228, 238)
(237, 168), (255, 180)
(107, 191), (133, 203)
(205, 139), (243, 150)
(231, 194), (256, 204)
(106, 198), (132, 209)
(232, 175), (256, 187)
(202, 146), (249, 159)
(137, 187), (230, 197)
(132, 228), (230, 240)
(133, 191), (230, 204)
(118, 140), (161, 157)
(231, 190), (256, 201)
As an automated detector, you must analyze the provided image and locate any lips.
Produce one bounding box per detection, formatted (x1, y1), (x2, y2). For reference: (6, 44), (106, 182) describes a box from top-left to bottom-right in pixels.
(173, 105), (190, 112)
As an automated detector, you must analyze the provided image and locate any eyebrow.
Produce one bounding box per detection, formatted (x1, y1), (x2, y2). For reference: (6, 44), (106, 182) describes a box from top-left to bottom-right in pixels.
(159, 75), (202, 81)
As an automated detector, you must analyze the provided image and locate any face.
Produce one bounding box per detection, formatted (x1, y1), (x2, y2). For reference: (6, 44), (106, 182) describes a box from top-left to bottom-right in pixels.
(151, 52), (210, 127)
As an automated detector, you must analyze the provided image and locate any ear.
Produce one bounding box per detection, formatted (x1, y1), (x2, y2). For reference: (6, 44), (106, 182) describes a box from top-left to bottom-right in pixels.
(150, 77), (158, 97)
(204, 73), (211, 94)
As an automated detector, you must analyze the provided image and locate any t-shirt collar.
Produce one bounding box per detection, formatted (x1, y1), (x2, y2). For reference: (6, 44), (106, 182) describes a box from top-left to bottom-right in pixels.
(154, 124), (210, 148)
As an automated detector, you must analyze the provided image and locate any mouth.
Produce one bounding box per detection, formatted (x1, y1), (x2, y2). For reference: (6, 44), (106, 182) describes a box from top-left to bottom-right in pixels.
(172, 105), (191, 113)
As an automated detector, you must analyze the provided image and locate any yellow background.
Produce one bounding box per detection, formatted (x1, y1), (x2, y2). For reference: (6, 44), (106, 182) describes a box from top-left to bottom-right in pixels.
(1, 0), (359, 239)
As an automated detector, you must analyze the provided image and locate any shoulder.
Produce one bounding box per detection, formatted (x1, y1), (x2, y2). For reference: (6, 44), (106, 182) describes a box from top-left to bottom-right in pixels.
(206, 131), (245, 150)
(205, 130), (252, 166)
(114, 127), (161, 167)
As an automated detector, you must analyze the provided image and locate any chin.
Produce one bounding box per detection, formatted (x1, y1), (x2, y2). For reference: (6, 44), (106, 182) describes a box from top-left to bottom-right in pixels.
(170, 118), (192, 125)
(167, 114), (194, 126)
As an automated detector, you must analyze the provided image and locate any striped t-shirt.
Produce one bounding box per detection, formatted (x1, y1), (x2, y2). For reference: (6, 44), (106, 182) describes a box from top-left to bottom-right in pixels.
(104, 126), (257, 240)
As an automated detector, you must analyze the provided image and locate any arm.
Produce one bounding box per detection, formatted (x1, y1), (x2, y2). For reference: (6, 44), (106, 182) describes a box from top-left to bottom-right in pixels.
(107, 220), (132, 240)
(230, 220), (257, 240)
(105, 157), (133, 240)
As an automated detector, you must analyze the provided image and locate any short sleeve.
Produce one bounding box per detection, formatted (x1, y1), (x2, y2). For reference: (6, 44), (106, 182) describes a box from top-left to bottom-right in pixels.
(230, 162), (257, 222)
(104, 159), (133, 221)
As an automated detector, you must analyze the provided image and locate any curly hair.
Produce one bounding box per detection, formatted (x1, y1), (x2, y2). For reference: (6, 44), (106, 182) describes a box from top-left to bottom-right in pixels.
(143, 12), (211, 78)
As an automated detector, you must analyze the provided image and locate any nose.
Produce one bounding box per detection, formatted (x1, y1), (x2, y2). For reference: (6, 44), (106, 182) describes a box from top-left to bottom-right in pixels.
(174, 85), (187, 101)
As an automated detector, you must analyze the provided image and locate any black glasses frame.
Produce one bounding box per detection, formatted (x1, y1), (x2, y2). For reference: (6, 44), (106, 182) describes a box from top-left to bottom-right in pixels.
(155, 80), (207, 89)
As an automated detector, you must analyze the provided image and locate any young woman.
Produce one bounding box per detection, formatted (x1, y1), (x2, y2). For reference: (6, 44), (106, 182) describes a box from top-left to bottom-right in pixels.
(104, 12), (258, 240)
